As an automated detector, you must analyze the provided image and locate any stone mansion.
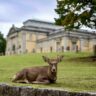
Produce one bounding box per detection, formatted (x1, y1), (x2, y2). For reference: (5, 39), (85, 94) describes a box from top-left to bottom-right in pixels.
(6, 19), (96, 55)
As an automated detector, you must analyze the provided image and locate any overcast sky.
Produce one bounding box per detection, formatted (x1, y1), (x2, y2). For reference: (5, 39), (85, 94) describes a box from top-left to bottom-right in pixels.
(0, 0), (57, 37)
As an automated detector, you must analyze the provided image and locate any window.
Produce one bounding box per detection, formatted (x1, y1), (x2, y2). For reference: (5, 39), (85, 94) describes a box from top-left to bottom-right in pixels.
(56, 42), (61, 52)
(66, 46), (70, 51)
(12, 45), (16, 54)
(32, 49), (35, 53)
(12, 45), (15, 51)
(25, 49), (28, 53)
(84, 39), (89, 47)
(18, 45), (21, 49)
(72, 42), (76, 51)
(40, 47), (43, 53)
(61, 46), (64, 52)
(28, 33), (32, 41)
(76, 45), (79, 52)
(50, 46), (53, 52)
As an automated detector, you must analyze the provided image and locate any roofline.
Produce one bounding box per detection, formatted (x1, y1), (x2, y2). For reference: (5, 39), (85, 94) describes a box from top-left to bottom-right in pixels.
(37, 31), (96, 43)
(23, 19), (55, 25)
(50, 29), (96, 36)
(22, 28), (49, 34)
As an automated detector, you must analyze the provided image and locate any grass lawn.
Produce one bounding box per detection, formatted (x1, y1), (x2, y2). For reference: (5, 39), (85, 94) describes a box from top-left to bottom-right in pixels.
(0, 52), (96, 92)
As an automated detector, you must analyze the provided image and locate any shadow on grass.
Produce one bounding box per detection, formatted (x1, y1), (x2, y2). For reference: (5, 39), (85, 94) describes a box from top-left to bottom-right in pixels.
(65, 56), (96, 62)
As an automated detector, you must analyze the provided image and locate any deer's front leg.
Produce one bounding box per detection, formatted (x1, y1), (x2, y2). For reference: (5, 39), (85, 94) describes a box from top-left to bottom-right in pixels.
(32, 76), (50, 84)
(32, 80), (50, 84)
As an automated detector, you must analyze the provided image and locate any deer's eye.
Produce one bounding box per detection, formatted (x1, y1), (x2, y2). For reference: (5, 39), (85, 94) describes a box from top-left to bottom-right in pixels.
(50, 64), (54, 66)
(52, 64), (56, 66)
(50, 64), (53, 66)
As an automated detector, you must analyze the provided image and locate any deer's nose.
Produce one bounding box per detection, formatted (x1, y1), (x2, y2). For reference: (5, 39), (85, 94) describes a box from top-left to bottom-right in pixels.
(52, 67), (56, 72)
(52, 69), (56, 72)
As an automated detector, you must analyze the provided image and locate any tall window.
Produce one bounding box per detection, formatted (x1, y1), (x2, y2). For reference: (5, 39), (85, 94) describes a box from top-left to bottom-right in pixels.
(56, 42), (61, 52)
(61, 46), (64, 52)
(66, 46), (70, 51)
(40, 47), (43, 53)
(50, 46), (53, 52)
(12, 45), (15, 51)
(72, 42), (76, 51)
(32, 48), (35, 53)
(84, 39), (89, 47)
(12, 45), (16, 54)
(29, 33), (32, 41)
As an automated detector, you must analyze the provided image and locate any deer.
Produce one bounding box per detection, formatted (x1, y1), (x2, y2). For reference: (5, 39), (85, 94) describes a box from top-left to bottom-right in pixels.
(12, 55), (64, 84)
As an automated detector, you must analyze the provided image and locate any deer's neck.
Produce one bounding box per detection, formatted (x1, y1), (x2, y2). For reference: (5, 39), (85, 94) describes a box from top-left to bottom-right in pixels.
(47, 67), (57, 82)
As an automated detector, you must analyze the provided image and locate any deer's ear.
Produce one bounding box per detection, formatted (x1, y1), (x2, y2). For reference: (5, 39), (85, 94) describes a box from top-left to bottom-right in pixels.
(42, 56), (49, 62)
(57, 55), (64, 62)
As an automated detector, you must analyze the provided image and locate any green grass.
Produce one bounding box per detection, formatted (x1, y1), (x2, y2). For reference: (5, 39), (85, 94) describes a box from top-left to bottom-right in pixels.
(0, 52), (96, 92)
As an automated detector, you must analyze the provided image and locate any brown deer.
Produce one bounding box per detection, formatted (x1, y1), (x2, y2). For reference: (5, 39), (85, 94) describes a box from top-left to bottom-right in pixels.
(12, 55), (64, 84)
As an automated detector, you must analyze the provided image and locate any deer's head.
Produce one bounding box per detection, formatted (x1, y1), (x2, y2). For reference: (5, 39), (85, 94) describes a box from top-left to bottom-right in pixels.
(42, 55), (64, 73)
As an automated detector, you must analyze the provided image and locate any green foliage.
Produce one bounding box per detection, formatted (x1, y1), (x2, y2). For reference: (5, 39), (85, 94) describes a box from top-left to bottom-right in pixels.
(0, 32), (6, 55)
(0, 52), (96, 92)
(55, 0), (96, 30)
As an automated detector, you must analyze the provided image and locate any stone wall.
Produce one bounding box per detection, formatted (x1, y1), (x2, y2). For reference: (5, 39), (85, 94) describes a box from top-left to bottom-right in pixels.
(0, 83), (96, 96)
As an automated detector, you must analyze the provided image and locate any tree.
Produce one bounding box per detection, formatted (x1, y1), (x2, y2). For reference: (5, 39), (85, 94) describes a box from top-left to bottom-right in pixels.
(0, 32), (6, 55)
(55, 0), (96, 30)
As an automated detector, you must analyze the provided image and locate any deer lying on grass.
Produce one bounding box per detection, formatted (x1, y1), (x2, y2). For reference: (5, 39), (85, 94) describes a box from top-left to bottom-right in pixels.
(12, 55), (64, 84)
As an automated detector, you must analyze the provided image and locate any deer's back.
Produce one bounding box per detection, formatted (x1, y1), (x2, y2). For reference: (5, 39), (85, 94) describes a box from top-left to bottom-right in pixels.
(24, 66), (49, 82)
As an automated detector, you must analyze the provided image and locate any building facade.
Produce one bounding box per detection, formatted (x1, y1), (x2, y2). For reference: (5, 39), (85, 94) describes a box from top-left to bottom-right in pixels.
(6, 19), (96, 55)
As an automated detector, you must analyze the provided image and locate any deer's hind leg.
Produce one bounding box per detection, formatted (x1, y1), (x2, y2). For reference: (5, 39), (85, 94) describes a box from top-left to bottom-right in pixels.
(12, 74), (19, 82)
(12, 72), (29, 84)
(14, 79), (29, 83)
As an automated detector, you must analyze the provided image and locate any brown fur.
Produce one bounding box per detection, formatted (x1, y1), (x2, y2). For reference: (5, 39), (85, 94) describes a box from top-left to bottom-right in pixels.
(12, 55), (64, 84)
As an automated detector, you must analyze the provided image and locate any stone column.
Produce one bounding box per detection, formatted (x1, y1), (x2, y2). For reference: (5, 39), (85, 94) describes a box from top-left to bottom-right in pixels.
(21, 31), (26, 54)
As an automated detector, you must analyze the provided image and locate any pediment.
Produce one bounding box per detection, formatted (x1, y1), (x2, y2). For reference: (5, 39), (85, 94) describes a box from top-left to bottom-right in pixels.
(7, 25), (20, 36)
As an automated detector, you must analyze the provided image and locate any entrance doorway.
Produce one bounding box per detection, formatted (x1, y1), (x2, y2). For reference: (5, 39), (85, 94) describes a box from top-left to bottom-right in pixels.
(72, 42), (76, 51)
(12, 44), (16, 54)
(56, 42), (61, 52)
